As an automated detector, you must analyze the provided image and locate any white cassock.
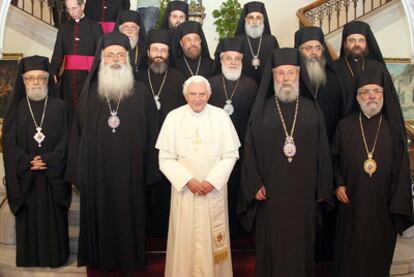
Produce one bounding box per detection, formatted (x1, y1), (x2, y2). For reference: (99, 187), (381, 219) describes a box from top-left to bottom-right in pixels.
(156, 104), (241, 277)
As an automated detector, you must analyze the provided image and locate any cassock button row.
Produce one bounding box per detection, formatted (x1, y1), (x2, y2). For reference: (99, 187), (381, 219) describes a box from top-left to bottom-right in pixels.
(75, 38), (80, 41)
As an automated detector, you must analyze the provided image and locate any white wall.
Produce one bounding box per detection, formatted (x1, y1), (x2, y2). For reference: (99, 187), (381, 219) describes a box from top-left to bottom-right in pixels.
(3, 26), (52, 57)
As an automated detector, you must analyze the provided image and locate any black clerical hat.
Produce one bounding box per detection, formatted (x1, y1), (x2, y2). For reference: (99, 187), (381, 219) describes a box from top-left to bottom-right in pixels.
(117, 10), (141, 26)
(102, 32), (131, 50)
(212, 37), (244, 74)
(339, 20), (385, 64)
(146, 29), (171, 47)
(357, 69), (384, 88)
(159, 0), (189, 30)
(172, 21), (210, 58)
(21, 55), (49, 73)
(234, 1), (271, 36)
(294, 26), (324, 47)
(272, 48), (299, 68)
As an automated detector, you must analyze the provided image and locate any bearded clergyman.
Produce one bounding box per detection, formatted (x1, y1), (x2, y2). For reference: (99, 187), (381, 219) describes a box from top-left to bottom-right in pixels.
(209, 37), (258, 237)
(65, 32), (160, 276)
(332, 69), (414, 277)
(234, 1), (279, 85)
(238, 48), (332, 277)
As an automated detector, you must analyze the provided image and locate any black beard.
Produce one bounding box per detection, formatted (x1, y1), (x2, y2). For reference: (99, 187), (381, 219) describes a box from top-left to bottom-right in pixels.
(149, 61), (168, 74)
(345, 46), (369, 59)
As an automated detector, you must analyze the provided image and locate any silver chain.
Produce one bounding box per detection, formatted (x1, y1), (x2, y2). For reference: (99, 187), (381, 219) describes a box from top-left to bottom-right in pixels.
(183, 55), (201, 76)
(26, 96), (48, 132)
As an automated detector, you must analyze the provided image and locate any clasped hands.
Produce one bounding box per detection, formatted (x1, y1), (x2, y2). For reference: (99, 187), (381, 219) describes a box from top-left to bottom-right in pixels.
(30, 155), (47, 171)
(187, 178), (214, 196)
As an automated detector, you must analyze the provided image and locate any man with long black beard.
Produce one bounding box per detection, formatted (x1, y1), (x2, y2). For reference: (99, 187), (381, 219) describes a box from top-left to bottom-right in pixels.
(332, 69), (414, 276)
(116, 10), (147, 71)
(66, 32), (160, 277)
(294, 26), (345, 262)
(172, 21), (214, 79)
(334, 20), (389, 114)
(137, 29), (185, 237)
(234, 1), (279, 85)
(3, 56), (71, 267)
(209, 37), (258, 238)
(238, 48), (332, 277)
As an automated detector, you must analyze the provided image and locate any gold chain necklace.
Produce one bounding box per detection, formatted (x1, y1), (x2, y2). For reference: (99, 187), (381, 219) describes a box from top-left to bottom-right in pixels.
(221, 74), (240, 115)
(275, 95), (299, 163)
(359, 112), (383, 177)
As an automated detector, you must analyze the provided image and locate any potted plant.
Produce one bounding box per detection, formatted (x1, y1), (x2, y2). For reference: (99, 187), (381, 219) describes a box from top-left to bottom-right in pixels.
(212, 0), (242, 39)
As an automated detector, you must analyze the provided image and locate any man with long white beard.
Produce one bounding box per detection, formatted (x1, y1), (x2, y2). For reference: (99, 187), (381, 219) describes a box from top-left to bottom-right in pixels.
(172, 21), (214, 79)
(234, 1), (279, 85)
(117, 10), (147, 71)
(209, 37), (258, 238)
(3, 56), (71, 267)
(238, 48), (332, 277)
(65, 32), (160, 277)
(332, 69), (414, 277)
(136, 29), (185, 237)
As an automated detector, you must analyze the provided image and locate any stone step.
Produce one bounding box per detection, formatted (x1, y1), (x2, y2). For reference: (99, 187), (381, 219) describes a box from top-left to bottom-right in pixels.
(68, 201), (80, 227)
(69, 226), (79, 254)
(390, 236), (414, 276)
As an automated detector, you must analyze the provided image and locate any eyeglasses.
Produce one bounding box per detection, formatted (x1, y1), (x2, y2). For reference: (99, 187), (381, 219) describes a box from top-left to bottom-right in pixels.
(149, 47), (169, 55)
(223, 56), (242, 63)
(120, 25), (139, 32)
(300, 45), (324, 52)
(274, 70), (298, 79)
(358, 88), (384, 96)
(246, 15), (264, 21)
(23, 75), (48, 84)
(104, 52), (127, 60)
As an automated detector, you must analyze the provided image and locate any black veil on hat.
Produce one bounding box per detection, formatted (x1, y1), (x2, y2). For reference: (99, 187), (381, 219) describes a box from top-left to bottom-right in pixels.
(294, 26), (336, 71)
(353, 69), (414, 232)
(160, 0), (189, 30)
(212, 37), (244, 75)
(234, 1), (272, 36)
(2, 55), (58, 214)
(115, 10), (147, 50)
(139, 29), (172, 69)
(339, 20), (385, 64)
(172, 21), (210, 58)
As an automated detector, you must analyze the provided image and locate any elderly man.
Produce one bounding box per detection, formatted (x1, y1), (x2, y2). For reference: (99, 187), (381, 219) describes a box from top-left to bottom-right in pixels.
(156, 75), (240, 277)
(234, 1), (279, 84)
(85, 0), (130, 33)
(334, 20), (388, 114)
(332, 69), (414, 277)
(209, 37), (258, 237)
(66, 32), (160, 276)
(172, 21), (214, 79)
(159, 0), (188, 31)
(238, 48), (332, 277)
(137, 29), (185, 237)
(116, 10), (147, 71)
(3, 56), (71, 267)
(51, 0), (102, 118)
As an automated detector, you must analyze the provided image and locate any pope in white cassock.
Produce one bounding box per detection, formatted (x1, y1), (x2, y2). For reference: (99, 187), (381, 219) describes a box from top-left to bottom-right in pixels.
(156, 75), (240, 277)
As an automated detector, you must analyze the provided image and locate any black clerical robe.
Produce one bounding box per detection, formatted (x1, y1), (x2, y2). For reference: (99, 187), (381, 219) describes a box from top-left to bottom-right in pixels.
(173, 56), (214, 80)
(235, 34), (279, 85)
(51, 17), (102, 118)
(332, 113), (411, 277)
(136, 67), (185, 237)
(66, 81), (160, 274)
(85, 0), (130, 23)
(334, 57), (385, 114)
(239, 95), (332, 277)
(209, 74), (258, 236)
(4, 96), (70, 267)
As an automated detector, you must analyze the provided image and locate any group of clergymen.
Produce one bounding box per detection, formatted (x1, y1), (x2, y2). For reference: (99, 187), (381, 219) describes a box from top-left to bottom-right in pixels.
(2, 0), (414, 276)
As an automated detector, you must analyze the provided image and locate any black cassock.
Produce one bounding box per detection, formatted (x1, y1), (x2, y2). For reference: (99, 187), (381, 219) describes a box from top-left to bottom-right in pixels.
(136, 67), (185, 237)
(173, 56), (214, 80)
(208, 74), (258, 236)
(51, 17), (102, 118)
(66, 81), (160, 274)
(85, 0), (130, 23)
(332, 113), (411, 277)
(235, 34), (279, 85)
(334, 57), (385, 114)
(239, 95), (331, 277)
(4, 96), (71, 267)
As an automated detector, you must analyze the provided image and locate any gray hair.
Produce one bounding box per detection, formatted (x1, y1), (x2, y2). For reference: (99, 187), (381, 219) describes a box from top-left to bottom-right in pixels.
(182, 75), (212, 96)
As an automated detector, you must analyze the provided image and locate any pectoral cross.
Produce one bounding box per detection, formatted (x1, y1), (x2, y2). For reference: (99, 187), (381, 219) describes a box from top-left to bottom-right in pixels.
(192, 128), (202, 151)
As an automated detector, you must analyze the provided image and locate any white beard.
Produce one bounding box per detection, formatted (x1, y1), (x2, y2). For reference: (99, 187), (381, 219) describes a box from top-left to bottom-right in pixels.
(129, 36), (138, 49)
(245, 22), (264, 39)
(274, 81), (299, 103)
(304, 55), (327, 88)
(98, 58), (134, 102)
(359, 98), (383, 117)
(26, 85), (48, 101)
(222, 64), (242, 81)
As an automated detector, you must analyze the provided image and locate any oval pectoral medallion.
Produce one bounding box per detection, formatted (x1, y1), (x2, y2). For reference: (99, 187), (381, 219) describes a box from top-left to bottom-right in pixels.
(363, 157), (377, 177)
(283, 136), (296, 163)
